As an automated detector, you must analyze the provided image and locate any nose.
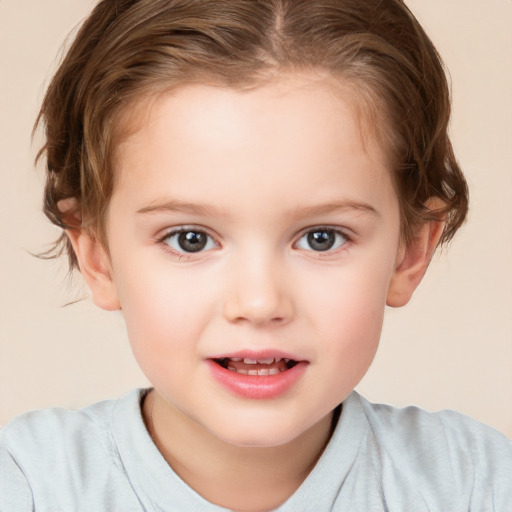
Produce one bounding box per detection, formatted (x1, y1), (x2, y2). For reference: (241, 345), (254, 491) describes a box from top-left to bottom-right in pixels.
(222, 253), (294, 326)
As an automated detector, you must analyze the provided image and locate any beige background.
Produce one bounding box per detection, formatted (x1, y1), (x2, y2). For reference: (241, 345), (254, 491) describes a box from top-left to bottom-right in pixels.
(1, 0), (511, 436)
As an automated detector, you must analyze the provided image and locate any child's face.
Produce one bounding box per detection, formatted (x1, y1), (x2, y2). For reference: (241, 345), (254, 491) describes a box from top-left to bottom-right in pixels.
(99, 75), (404, 447)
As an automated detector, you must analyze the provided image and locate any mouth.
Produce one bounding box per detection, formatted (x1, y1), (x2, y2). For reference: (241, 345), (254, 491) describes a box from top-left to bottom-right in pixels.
(213, 357), (299, 376)
(208, 353), (307, 399)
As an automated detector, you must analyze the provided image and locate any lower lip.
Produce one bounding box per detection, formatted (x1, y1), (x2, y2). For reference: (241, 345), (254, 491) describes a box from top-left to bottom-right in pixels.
(206, 360), (308, 400)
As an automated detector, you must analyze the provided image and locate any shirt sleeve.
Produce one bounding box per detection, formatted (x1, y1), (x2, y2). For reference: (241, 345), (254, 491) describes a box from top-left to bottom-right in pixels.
(470, 429), (512, 511)
(439, 411), (512, 511)
(0, 443), (34, 512)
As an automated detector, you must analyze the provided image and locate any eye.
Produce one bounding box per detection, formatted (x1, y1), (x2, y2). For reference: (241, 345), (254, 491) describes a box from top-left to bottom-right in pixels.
(163, 229), (217, 253)
(295, 228), (348, 252)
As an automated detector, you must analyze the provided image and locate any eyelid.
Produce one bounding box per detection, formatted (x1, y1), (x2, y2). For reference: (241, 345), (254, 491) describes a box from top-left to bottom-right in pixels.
(157, 225), (220, 256)
(294, 225), (352, 241)
(157, 224), (219, 241)
(293, 225), (352, 252)
(155, 224), (352, 258)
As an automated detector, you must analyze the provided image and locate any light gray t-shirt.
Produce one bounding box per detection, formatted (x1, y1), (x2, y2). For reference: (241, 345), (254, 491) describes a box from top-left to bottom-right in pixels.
(1, 389), (511, 511)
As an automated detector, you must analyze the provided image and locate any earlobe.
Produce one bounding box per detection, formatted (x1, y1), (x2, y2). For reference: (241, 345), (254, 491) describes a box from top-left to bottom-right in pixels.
(66, 228), (121, 311)
(386, 199), (445, 308)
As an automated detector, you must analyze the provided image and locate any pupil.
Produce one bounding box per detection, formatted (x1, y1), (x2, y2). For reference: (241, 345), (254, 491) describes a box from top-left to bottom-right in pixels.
(308, 230), (335, 251)
(178, 231), (207, 252)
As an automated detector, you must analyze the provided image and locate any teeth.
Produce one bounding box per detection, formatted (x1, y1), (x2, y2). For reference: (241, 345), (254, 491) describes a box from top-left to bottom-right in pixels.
(255, 368), (280, 376)
(242, 357), (276, 365)
(220, 356), (297, 374)
(226, 366), (284, 375)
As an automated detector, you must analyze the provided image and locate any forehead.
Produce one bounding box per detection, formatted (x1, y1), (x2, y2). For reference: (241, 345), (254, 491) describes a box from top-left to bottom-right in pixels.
(116, 72), (390, 159)
(111, 74), (397, 218)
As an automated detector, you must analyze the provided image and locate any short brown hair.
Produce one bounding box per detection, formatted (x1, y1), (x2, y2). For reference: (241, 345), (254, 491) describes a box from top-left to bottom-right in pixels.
(36, 0), (469, 271)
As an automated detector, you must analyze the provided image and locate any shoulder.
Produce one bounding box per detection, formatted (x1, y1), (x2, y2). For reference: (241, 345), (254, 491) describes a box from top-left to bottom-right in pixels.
(355, 392), (512, 459)
(352, 392), (512, 508)
(1, 392), (125, 456)
(0, 389), (145, 510)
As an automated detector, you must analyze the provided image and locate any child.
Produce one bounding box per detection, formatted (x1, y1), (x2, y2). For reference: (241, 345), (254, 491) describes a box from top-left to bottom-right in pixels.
(1, 0), (511, 510)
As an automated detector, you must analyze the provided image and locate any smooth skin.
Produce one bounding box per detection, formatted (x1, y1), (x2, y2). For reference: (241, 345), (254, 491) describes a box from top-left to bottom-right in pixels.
(67, 73), (443, 511)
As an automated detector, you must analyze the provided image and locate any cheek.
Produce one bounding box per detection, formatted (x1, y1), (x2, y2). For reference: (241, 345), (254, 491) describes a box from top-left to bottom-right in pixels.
(319, 288), (384, 358)
(300, 255), (394, 362)
(112, 261), (209, 356)
(317, 292), (384, 400)
(303, 252), (393, 319)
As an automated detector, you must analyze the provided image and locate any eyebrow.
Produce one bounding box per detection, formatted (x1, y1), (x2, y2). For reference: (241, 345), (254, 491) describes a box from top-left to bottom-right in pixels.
(137, 198), (379, 218)
(136, 199), (227, 217)
(288, 201), (380, 219)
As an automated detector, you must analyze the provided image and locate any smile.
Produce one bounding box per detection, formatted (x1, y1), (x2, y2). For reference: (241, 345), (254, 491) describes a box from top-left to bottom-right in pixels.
(214, 357), (298, 375)
(207, 353), (307, 399)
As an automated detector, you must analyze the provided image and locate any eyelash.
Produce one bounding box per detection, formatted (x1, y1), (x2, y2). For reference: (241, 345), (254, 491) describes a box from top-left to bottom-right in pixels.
(294, 227), (350, 254)
(157, 225), (351, 258)
(158, 227), (218, 258)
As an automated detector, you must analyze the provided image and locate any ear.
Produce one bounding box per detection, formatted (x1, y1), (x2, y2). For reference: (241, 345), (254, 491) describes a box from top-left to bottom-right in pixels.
(386, 198), (445, 308)
(66, 228), (121, 311)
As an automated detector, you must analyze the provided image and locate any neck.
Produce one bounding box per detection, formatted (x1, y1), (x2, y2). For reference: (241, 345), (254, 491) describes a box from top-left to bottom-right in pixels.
(143, 390), (335, 512)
